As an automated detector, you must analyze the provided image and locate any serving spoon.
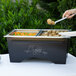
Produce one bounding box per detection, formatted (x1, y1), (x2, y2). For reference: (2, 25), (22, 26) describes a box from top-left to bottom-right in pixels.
(47, 13), (76, 25)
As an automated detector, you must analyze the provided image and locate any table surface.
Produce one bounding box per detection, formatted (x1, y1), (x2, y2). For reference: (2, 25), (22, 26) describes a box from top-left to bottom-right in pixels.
(0, 54), (76, 76)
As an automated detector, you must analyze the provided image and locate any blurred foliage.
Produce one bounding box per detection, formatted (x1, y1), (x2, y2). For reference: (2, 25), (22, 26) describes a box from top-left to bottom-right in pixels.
(0, 0), (76, 55)
(57, 0), (76, 29)
(57, 0), (76, 56)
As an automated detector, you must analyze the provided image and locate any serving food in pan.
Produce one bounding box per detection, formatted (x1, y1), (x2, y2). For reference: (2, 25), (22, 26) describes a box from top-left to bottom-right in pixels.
(40, 30), (68, 36)
(9, 32), (37, 36)
(7, 29), (69, 38)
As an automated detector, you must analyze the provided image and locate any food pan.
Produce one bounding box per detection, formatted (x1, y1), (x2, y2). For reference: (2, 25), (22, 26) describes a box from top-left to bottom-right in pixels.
(4, 29), (70, 41)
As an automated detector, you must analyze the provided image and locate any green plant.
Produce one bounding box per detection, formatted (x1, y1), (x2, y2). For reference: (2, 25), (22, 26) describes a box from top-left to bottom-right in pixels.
(0, 0), (76, 55)
(0, 0), (51, 53)
(57, 0), (76, 56)
(57, 0), (76, 29)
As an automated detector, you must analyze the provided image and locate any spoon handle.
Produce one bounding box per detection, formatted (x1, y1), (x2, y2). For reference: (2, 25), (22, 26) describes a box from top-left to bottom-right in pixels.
(55, 13), (76, 24)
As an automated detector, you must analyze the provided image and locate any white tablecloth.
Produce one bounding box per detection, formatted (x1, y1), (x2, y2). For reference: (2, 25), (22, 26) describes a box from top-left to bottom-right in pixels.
(0, 54), (76, 76)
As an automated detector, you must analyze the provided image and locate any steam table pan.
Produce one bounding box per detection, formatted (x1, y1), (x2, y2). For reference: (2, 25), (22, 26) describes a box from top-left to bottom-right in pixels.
(4, 29), (70, 64)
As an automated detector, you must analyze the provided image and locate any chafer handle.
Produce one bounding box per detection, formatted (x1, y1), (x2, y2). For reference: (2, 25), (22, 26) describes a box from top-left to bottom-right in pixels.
(59, 31), (76, 37)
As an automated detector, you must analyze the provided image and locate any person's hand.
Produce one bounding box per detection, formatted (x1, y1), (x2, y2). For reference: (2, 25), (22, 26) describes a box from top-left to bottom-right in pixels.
(62, 9), (76, 19)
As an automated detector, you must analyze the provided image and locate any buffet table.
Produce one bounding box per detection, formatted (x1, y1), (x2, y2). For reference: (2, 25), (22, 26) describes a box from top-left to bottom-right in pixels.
(0, 53), (76, 76)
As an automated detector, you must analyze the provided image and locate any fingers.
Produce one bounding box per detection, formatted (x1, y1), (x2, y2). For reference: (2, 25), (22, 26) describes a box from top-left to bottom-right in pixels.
(62, 10), (73, 19)
(67, 14), (75, 19)
(62, 10), (69, 18)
